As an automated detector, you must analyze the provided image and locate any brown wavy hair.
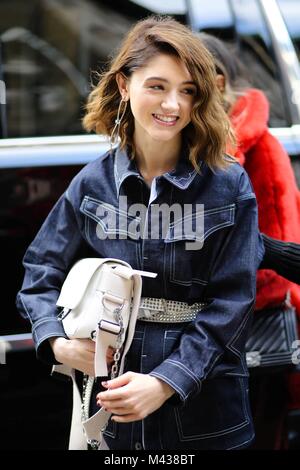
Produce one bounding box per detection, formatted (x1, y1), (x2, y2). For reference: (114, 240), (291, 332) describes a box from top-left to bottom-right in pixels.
(82, 16), (235, 171)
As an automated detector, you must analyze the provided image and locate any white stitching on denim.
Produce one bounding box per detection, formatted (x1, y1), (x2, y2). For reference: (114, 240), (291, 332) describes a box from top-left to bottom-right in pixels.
(168, 216), (235, 245)
(239, 377), (249, 425)
(36, 331), (66, 345)
(85, 209), (90, 243)
(19, 297), (33, 324)
(129, 419), (134, 448)
(226, 304), (254, 358)
(236, 192), (255, 202)
(203, 351), (223, 378)
(226, 434), (254, 450)
(174, 377), (249, 440)
(169, 240), (208, 286)
(170, 240), (175, 280)
(204, 217), (235, 239)
(168, 204), (236, 286)
(165, 185), (174, 290)
(163, 330), (181, 359)
(65, 188), (71, 202)
(167, 204), (235, 231)
(34, 317), (61, 328)
(116, 172), (139, 196)
(83, 195), (142, 221)
(163, 234), (168, 297)
(198, 203), (235, 217)
(113, 156), (121, 194)
(81, 197), (141, 239)
(166, 169), (196, 183)
(165, 359), (201, 389)
(149, 372), (187, 400)
(84, 208), (136, 237)
(136, 243), (142, 268)
(224, 372), (249, 377)
(169, 278), (208, 287)
(169, 210), (205, 227)
(164, 169), (198, 189)
(140, 327), (147, 374)
(174, 407), (249, 440)
(141, 419), (146, 450)
(165, 330), (182, 337)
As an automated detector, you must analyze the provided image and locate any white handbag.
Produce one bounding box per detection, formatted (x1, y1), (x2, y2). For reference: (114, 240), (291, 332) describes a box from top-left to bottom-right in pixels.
(52, 257), (157, 450)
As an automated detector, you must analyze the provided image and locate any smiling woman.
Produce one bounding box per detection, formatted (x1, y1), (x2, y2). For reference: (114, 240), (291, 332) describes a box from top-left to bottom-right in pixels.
(17, 15), (262, 450)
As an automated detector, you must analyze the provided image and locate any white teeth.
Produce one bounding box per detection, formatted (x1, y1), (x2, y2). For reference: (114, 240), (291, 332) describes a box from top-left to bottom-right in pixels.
(154, 114), (178, 123)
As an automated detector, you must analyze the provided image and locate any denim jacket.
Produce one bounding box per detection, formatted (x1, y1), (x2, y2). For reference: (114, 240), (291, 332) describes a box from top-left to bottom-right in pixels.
(17, 146), (263, 450)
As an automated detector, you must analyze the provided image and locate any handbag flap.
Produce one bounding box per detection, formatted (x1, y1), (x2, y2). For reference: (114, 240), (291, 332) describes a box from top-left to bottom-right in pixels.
(246, 305), (298, 368)
(56, 258), (130, 309)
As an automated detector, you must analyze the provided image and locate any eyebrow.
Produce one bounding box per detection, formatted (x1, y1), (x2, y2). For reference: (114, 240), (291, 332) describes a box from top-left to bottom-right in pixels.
(144, 77), (197, 86)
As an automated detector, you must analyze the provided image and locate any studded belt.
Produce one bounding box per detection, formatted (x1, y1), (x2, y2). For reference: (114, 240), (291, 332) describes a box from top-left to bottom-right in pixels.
(137, 297), (206, 323)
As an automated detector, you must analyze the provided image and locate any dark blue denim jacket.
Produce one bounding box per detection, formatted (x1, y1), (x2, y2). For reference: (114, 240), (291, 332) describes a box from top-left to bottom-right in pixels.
(17, 146), (263, 450)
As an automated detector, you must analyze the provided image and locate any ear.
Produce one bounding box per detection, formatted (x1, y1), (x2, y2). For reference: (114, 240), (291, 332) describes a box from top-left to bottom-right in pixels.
(216, 74), (226, 93)
(116, 73), (129, 101)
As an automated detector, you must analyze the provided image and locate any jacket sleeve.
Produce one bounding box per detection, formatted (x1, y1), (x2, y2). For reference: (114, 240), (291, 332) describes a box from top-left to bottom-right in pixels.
(150, 170), (262, 403)
(16, 179), (88, 365)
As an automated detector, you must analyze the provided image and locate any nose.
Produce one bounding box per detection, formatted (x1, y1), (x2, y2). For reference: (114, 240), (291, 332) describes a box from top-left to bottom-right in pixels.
(161, 91), (180, 114)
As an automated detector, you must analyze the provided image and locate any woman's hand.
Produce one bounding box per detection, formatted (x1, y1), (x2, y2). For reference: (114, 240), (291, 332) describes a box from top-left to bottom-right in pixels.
(96, 371), (175, 423)
(49, 337), (95, 376)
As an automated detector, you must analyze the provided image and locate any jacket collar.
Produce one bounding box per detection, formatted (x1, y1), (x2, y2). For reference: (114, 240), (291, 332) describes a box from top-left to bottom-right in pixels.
(114, 145), (198, 197)
(113, 146), (140, 197)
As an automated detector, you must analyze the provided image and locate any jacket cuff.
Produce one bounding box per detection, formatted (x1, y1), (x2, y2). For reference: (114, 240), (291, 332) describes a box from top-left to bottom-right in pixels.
(150, 358), (202, 403)
(32, 317), (67, 365)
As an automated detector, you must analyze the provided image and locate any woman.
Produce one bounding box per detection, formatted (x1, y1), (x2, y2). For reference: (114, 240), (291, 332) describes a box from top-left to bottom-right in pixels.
(17, 17), (262, 450)
(198, 32), (300, 449)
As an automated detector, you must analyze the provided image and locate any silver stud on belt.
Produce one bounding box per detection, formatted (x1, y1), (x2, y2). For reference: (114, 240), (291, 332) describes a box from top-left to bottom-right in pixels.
(137, 297), (206, 323)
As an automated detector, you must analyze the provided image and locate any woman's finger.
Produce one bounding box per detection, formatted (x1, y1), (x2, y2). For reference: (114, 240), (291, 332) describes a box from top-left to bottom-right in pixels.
(97, 397), (131, 409)
(101, 371), (134, 390)
(97, 387), (128, 401)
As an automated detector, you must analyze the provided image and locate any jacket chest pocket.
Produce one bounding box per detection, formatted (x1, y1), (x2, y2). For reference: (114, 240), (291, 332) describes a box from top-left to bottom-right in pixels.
(164, 204), (235, 287)
(80, 196), (142, 265)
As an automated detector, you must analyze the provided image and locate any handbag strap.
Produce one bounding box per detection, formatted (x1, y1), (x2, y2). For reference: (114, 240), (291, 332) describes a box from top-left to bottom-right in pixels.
(81, 272), (142, 448)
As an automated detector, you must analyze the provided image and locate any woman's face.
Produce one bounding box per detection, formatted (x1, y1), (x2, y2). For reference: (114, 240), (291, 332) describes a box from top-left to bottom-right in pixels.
(119, 53), (197, 147)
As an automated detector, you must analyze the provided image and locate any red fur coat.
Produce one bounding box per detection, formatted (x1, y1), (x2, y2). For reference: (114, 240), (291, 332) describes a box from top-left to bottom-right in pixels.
(229, 89), (300, 314)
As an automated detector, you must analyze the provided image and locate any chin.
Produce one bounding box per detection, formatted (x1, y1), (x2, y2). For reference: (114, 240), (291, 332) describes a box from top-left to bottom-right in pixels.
(149, 130), (180, 142)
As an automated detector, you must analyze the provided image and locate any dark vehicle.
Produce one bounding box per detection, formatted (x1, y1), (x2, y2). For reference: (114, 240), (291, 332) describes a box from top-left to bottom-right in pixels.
(1, 0), (300, 449)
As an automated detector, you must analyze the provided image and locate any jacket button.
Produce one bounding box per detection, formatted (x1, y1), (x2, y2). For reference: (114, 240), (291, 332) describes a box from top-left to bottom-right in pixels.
(135, 442), (143, 450)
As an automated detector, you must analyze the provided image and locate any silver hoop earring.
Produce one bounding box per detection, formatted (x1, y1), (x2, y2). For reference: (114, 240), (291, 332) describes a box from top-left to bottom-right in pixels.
(110, 99), (127, 151)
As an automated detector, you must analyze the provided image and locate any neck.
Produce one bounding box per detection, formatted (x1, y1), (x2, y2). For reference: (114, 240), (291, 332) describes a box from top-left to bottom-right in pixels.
(134, 134), (182, 186)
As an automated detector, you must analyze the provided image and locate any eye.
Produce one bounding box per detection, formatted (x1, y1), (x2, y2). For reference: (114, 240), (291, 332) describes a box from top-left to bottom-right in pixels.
(182, 88), (196, 95)
(149, 85), (164, 91)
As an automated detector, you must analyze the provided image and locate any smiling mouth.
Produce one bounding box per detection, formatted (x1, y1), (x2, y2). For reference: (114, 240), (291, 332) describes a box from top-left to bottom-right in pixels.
(152, 113), (179, 125)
